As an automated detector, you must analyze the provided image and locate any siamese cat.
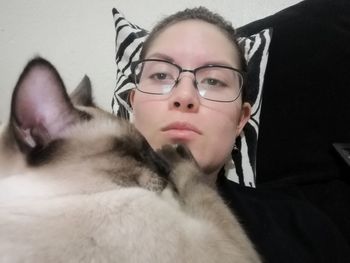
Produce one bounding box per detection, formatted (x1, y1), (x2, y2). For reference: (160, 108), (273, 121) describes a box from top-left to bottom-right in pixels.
(0, 57), (261, 263)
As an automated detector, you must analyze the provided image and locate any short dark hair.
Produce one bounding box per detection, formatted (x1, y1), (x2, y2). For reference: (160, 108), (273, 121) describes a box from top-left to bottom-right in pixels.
(140, 6), (248, 102)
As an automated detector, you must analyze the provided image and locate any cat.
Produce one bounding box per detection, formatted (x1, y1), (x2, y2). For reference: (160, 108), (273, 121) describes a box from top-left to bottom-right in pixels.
(0, 57), (261, 263)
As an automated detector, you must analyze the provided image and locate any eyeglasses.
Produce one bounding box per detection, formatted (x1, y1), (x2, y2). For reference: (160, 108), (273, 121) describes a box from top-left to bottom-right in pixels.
(131, 59), (244, 102)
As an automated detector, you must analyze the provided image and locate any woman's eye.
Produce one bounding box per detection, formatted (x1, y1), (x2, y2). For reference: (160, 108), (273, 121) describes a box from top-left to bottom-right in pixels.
(150, 72), (168, 80)
(203, 78), (225, 87)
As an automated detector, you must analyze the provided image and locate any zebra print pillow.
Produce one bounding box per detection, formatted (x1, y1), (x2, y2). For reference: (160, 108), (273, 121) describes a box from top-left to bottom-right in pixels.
(112, 8), (272, 187)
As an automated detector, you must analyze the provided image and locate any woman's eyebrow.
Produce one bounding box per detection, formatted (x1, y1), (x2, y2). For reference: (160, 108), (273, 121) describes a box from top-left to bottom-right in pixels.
(146, 53), (174, 62)
(145, 53), (237, 68)
(201, 60), (237, 67)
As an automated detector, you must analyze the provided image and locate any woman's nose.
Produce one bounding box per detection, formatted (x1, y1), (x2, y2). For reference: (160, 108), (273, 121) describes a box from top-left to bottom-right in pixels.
(168, 75), (200, 112)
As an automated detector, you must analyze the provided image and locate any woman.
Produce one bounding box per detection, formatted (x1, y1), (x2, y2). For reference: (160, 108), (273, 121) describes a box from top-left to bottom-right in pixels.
(130, 7), (250, 186)
(128, 7), (350, 263)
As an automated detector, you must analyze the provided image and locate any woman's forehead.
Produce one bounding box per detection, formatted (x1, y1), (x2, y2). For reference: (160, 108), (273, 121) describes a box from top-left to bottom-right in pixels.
(145, 20), (239, 67)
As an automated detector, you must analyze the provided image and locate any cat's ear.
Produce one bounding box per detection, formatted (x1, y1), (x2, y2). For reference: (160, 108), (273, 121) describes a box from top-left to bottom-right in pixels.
(70, 75), (95, 107)
(10, 57), (83, 152)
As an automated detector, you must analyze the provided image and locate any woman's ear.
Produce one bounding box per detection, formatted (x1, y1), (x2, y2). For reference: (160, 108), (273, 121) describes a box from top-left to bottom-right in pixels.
(128, 89), (136, 108)
(236, 102), (251, 135)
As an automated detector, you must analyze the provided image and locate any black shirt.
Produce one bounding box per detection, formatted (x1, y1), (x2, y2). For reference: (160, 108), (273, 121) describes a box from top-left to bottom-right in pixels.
(217, 175), (350, 263)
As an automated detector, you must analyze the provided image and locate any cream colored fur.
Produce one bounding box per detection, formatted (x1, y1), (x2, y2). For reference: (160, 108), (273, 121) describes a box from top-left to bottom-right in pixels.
(0, 58), (261, 263)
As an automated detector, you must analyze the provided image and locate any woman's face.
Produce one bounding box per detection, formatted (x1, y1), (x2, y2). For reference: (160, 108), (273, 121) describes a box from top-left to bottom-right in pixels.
(130, 20), (251, 176)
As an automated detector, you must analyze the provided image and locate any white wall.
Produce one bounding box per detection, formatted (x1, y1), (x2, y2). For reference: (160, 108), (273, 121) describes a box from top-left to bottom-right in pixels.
(0, 0), (301, 123)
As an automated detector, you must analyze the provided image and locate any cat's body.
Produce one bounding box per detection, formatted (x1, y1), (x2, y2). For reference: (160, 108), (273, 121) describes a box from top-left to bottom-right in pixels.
(0, 58), (261, 263)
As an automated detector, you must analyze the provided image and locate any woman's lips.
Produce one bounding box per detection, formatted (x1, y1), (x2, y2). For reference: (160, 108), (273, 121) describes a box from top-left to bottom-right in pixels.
(161, 122), (202, 141)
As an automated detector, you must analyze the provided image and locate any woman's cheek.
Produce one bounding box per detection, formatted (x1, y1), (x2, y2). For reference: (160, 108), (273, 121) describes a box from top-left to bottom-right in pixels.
(189, 125), (234, 173)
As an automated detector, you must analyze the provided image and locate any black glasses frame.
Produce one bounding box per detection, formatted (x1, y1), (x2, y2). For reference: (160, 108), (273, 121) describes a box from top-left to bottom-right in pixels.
(131, 58), (245, 102)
